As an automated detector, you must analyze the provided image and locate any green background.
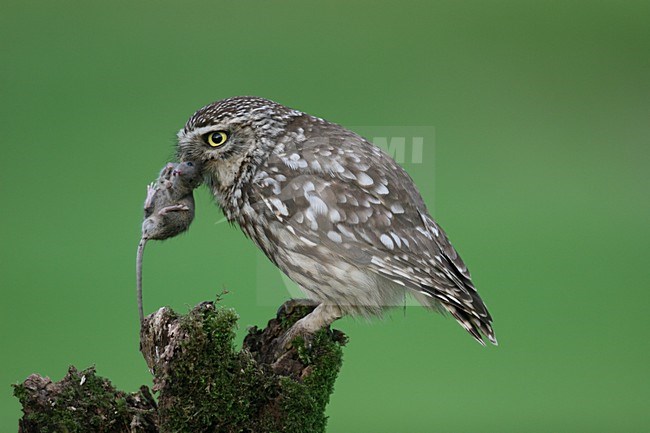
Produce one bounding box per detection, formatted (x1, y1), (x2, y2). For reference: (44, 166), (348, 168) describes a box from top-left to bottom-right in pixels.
(1, 1), (648, 432)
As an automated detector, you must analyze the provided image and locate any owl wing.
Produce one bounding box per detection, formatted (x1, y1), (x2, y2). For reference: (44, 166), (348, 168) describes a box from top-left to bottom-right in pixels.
(250, 115), (495, 345)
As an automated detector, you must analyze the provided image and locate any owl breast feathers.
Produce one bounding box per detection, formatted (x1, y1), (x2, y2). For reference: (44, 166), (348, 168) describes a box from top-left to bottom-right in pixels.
(176, 96), (496, 346)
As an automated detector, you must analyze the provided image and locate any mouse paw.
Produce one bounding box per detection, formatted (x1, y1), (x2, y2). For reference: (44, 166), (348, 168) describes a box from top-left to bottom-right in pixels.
(159, 204), (190, 215)
(144, 183), (157, 210)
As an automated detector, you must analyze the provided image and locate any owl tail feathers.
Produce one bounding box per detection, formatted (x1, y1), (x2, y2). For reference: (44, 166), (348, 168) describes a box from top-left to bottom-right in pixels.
(443, 303), (498, 346)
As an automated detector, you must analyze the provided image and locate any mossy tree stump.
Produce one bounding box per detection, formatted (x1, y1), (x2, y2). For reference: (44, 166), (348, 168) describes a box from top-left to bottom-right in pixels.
(14, 299), (347, 433)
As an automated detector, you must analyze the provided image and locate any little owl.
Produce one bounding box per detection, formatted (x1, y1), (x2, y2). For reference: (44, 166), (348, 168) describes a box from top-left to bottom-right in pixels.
(176, 96), (496, 346)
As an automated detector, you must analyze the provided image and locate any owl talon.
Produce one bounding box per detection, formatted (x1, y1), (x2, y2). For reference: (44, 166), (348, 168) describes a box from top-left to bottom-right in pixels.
(275, 303), (342, 355)
(275, 321), (313, 355)
(276, 298), (319, 318)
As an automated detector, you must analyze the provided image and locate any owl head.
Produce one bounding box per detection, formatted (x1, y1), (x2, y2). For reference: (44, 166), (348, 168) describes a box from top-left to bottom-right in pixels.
(176, 96), (301, 191)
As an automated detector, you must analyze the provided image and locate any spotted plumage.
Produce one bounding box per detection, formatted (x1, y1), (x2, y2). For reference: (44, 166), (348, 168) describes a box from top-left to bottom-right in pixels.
(176, 96), (496, 345)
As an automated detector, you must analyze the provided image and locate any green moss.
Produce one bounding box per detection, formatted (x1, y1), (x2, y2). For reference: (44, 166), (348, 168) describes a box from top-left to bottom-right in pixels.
(277, 330), (343, 433)
(158, 302), (344, 433)
(159, 305), (269, 432)
(13, 366), (141, 433)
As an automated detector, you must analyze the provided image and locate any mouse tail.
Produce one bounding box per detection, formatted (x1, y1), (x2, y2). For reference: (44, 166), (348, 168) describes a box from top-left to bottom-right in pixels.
(136, 238), (147, 325)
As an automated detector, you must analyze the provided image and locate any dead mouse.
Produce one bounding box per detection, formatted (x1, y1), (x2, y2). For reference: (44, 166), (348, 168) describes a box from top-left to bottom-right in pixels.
(136, 161), (202, 324)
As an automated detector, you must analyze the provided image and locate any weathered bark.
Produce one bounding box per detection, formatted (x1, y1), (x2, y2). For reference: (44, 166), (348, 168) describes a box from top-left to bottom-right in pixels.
(14, 366), (157, 433)
(14, 299), (347, 433)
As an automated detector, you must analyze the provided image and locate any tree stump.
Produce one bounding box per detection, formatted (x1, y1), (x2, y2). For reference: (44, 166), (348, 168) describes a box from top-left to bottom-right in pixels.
(14, 299), (347, 433)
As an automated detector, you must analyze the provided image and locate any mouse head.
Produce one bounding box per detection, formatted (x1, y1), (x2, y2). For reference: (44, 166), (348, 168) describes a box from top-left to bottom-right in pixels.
(172, 161), (203, 189)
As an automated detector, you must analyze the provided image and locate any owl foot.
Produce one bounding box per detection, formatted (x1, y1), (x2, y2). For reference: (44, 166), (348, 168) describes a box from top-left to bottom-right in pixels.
(275, 303), (342, 353)
(276, 298), (320, 317)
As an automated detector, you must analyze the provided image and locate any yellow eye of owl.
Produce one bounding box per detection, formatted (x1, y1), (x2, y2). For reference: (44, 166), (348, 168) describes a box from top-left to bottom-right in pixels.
(207, 131), (228, 147)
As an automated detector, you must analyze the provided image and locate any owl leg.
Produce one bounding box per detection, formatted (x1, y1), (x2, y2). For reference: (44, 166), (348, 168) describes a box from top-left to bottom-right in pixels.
(280, 303), (342, 350)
